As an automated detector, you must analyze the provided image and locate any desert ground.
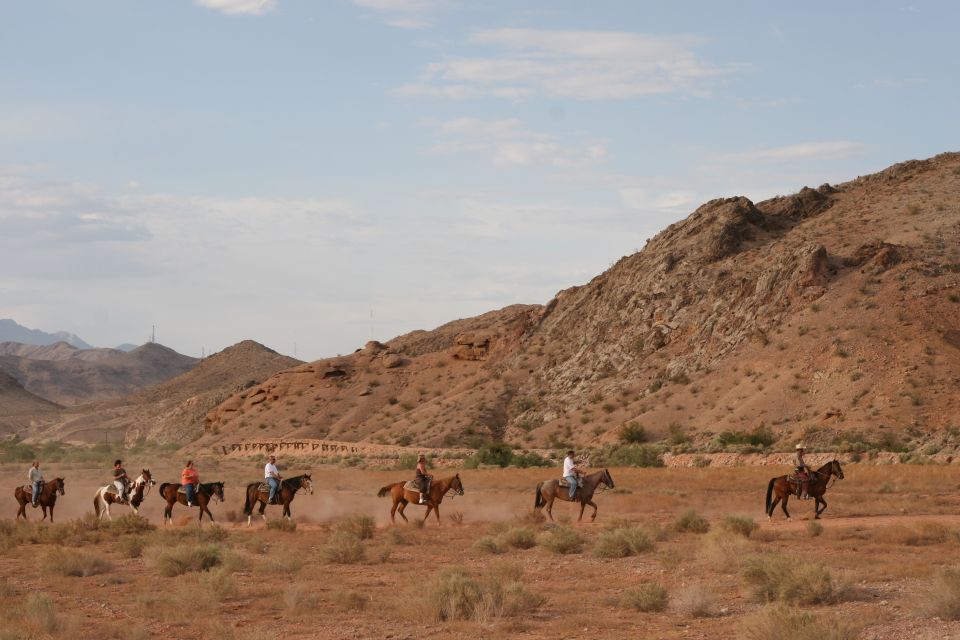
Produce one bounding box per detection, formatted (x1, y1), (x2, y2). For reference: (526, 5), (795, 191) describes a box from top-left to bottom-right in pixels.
(3, 460), (960, 639)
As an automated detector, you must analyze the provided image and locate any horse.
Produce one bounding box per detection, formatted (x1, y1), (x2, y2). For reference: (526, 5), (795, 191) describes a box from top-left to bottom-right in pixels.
(158, 481), (225, 524)
(765, 459), (844, 520)
(377, 474), (464, 525)
(243, 474), (312, 525)
(15, 477), (65, 522)
(93, 469), (155, 520)
(534, 469), (615, 522)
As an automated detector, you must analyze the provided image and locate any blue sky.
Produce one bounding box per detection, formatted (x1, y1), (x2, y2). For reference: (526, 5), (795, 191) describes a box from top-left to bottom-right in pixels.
(1, 0), (956, 359)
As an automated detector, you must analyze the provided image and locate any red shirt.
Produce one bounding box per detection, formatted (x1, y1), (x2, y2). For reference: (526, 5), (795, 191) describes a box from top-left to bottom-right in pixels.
(181, 468), (199, 485)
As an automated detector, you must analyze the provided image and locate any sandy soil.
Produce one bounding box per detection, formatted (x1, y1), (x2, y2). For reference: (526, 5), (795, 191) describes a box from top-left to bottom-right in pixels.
(3, 461), (960, 639)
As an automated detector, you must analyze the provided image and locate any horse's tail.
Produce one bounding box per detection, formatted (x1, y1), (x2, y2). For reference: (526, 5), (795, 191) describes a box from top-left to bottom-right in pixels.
(158, 483), (170, 500)
(765, 477), (776, 515)
(243, 483), (255, 515)
(377, 483), (397, 498)
(535, 482), (545, 509)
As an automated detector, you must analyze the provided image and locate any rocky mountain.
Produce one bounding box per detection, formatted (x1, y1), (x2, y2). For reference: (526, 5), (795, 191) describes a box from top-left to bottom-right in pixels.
(0, 342), (197, 405)
(25, 340), (300, 445)
(0, 371), (60, 435)
(203, 152), (960, 453)
(0, 319), (93, 349)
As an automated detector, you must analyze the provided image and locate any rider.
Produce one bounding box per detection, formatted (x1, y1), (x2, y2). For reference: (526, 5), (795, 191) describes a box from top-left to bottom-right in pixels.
(415, 454), (432, 505)
(264, 455), (282, 504)
(181, 460), (200, 507)
(562, 450), (580, 499)
(28, 461), (43, 508)
(112, 459), (130, 503)
(794, 444), (813, 500)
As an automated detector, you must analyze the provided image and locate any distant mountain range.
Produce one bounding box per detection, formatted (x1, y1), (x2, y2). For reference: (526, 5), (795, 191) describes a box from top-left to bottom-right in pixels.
(0, 319), (94, 349)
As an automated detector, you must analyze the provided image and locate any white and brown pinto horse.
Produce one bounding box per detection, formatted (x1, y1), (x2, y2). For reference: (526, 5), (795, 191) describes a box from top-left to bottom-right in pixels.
(93, 469), (155, 520)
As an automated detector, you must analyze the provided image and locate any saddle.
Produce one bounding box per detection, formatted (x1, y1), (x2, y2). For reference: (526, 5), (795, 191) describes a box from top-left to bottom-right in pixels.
(21, 484), (34, 494)
(256, 482), (282, 503)
(177, 485), (200, 494)
(404, 479), (431, 492)
(558, 477), (570, 488)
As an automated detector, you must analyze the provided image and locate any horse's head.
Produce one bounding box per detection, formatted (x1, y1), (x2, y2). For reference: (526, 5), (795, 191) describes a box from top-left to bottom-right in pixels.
(451, 474), (464, 496)
(55, 477), (65, 495)
(831, 459), (844, 480)
(211, 482), (225, 502)
(301, 474), (313, 494)
(141, 469), (156, 485)
(602, 469), (615, 489)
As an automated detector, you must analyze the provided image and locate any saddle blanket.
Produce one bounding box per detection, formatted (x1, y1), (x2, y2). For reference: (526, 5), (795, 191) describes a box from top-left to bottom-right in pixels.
(404, 480), (423, 492)
(558, 478), (579, 488)
(177, 485), (197, 494)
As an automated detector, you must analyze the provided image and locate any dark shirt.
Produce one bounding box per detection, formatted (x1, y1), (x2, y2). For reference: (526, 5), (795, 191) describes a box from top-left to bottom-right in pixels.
(113, 467), (127, 480)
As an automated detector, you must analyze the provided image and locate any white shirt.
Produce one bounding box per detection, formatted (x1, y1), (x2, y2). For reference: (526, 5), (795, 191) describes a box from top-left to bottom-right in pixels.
(28, 467), (43, 483)
(562, 456), (576, 477)
(264, 463), (279, 479)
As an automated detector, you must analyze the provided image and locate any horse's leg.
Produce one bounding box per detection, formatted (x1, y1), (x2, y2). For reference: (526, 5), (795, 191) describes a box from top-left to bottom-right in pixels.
(16, 499), (25, 520)
(816, 496), (826, 519)
(545, 496), (555, 521)
(434, 505), (441, 526)
(284, 501), (291, 521)
(781, 494), (790, 519)
(389, 498), (398, 524)
(41, 505), (48, 521)
(587, 499), (598, 522)
(48, 503), (54, 523)
(768, 492), (780, 519)
(423, 505), (433, 523)
(578, 500), (586, 522)
(397, 500), (409, 523)
(259, 500), (267, 522)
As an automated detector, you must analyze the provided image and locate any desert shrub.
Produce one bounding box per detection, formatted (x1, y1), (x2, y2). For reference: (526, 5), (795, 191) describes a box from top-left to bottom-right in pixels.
(473, 536), (504, 555)
(424, 568), (543, 622)
(720, 515), (757, 538)
(515, 509), (547, 527)
(619, 421), (647, 444)
(873, 521), (951, 546)
(448, 511), (464, 525)
(18, 593), (62, 635)
(740, 605), (859, 640)
(673, 583), (714, 617)
(259, 553), (303, 574)
(333, 590), (370, 611)
(539, 526), (584, 554)
(284, 584), (320, 612)
(499, 527), (537, 550)
(265, 518), (297, 532)
(673, 509), (710, 533)
(320, 531), (365, 564)
(116, 535), (148, 558)
(202, 568), (238, 599)
(621, 583), (668, 612)
(717, 426), (775, 449)
(510, 451), (552, 467)
(150, 544), (222, 577)
(336, 514), (375, 540)
(591, 444), (663, 467)
(807, 521), (824, 537)
(44, 548), (113, 577)
(741, 554), (834, 605)
(699, 528), (753, 572)
(917, 567), (960, 620)
(100, 513), (155, 536)
(593, 526), (654, 558)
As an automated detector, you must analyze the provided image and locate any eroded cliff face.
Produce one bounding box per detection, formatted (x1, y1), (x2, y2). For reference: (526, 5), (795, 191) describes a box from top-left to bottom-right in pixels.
(203, 153), (960, 451)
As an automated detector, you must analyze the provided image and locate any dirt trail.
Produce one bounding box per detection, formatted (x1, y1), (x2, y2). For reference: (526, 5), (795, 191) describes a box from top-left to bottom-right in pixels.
(764, 513), (960, 531)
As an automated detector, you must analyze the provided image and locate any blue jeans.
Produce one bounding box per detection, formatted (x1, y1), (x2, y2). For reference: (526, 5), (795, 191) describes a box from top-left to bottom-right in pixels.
(32, 481), (42, 504)
(267, 477), (280, 502)
(564, 475), (578, 499)
(184, 483), (196, 504)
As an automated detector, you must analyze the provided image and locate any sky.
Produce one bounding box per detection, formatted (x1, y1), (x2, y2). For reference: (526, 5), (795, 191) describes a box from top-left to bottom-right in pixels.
(1, 1), (957, 360)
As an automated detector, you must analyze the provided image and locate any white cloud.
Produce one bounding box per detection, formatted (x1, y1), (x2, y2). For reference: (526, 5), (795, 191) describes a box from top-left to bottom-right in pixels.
(428, 117), (607, 169)
(398, 28), (731, 100)
(715, 141), (867, 163)
(619, 188), (700, 212)
(350, 0), (449, 29)
(194, 0), (277, 16)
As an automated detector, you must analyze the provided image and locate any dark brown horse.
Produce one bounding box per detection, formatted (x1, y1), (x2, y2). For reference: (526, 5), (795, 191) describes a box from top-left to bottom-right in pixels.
(243, 474), (312, 525)
(15, 477), (65, 522)
(93, 469), (155, 520)
(766, 459), (844, 520)
(377, 474), (464, 525)
(158, 481), (225, 524)
(535, 469), (615, 522)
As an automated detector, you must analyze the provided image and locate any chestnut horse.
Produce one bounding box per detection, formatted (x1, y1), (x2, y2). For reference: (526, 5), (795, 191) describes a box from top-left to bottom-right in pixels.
(93, 470), (155, 520)
(535, 469), (615, 522)
(243, 474), (313, 525)
(15, 477), (65, 522)
(765, 459), (844, 520)
(377, 474), (464, 525)
(158, 481), (225, 524)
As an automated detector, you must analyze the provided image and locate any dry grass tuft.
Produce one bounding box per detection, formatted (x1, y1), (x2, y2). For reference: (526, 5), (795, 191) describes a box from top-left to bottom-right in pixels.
(539, 526), (584, 554)
(872, 521), (952, 546)
(741, 554), (835, 605)
(593, 525), (655, 558)
(699, 528), (752, 572)
(424, 567), (543, 623)
(673, 509), (710, 533)
(333, 590), (370, 611)
(806, 521), (824, 537)
(739, 605), (860, 640)
(448, 511), (464, 525)
(916, 567), (960, 620)
(149, 543), (222, 577)
(473, 536), (504, 555)
(499, 526), (537, 550)
(265, 518), (297, 532)
(620, 582), (668, 612)
(673, 582), (714, 617)
(320, 531), (366, 564)
(284, 584), (320, 612)
(44, 547), (113, 577)
(720, 515), (757, 538)
(336, 514), (376, 540)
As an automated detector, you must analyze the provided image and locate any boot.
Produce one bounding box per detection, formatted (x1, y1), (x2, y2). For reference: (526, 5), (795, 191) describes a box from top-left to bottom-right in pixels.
(801, 483), (810, 500)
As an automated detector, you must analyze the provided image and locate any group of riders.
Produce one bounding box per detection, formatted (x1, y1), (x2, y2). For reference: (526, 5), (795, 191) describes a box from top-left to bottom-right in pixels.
(20, 443), (821, 513)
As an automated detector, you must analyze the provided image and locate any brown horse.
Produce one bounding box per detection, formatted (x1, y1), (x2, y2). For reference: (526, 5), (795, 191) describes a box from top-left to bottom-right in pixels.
(93, 469), (155, 520)
(158, 481), (225, 524)
(15, 477), (65, 522)
(766, 459), (844, 520)
(377, 474), (464, 525)
(243, 474), (312, 525)
(535, 469), (615, 522)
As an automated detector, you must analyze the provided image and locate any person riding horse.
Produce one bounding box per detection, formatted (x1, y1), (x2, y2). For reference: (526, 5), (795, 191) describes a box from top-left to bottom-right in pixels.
(181, 460), (200, 507)
(28, 461), (43, 508)
(794, 444), (813, 500)
(112, 459), (130, 504)
(562, 450), (581, 499)
(264, 455), (282, 504)
(415, 454), (432, 505)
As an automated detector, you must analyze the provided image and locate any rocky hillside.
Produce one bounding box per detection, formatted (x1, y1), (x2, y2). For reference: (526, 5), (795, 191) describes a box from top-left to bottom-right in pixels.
(0, 319), (92, 349)
(0, 343), (197, 405)
(0, 341), (126, 362)
(199, 153), (960, 453)
(25, 340), (300, 445)
(0, 371), (60, 435)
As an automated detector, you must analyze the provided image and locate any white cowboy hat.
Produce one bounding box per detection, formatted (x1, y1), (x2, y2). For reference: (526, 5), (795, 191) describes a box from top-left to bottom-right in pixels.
(795, 443), (806, 450)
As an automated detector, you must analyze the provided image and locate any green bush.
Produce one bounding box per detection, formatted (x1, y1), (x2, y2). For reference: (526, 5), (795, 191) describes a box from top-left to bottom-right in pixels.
(717, 426), (775, 448)
(591, 444), (663, 467)
(618, 421), (647, 444)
